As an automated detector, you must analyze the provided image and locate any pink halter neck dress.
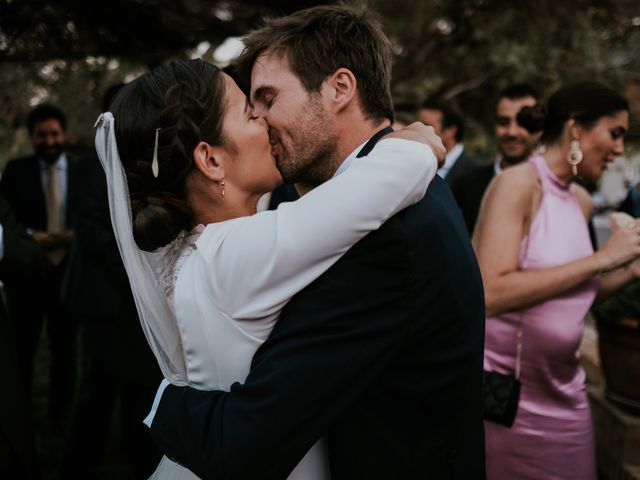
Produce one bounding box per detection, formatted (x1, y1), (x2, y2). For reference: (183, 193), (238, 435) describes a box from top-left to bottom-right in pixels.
(483, 154), (600, 480)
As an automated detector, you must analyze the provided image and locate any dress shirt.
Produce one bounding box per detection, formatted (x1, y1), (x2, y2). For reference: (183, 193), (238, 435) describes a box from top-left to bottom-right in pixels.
(437, 143), (464, 179)
(39, 153), (68, 228)
(332, 139), (369, 178)
(256, 193), (272, 212)
(493, 155), (504, 176)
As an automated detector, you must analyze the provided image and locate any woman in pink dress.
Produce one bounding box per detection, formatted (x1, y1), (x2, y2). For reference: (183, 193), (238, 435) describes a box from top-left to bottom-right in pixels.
(474, 82), (640, 480)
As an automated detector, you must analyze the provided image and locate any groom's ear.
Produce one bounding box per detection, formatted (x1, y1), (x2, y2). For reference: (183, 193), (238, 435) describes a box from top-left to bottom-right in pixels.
(192, 141), (226, 182)
(327, 68), (357, 113)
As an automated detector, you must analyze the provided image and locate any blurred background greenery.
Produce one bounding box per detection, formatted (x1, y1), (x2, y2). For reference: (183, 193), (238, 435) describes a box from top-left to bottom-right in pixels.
(1, 0), (639, 166)
(3, 2), (638, 477)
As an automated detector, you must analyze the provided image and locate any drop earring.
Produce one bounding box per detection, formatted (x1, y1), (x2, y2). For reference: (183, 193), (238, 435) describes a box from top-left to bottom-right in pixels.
(220, 178), (225, 199)
(566, 139), (583, 176)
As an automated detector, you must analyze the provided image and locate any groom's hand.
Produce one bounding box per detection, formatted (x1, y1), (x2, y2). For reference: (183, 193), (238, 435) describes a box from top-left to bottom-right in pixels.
(387, 122), (446, 168)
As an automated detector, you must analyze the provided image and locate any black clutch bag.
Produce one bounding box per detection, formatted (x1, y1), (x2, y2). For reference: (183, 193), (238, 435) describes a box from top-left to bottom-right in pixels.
(483, 370), (521, 427)
(482, 232), (531, 428)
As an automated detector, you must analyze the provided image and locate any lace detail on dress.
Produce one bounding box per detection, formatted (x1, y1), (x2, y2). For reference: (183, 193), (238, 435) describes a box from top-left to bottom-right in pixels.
(149, 224), (206, 308)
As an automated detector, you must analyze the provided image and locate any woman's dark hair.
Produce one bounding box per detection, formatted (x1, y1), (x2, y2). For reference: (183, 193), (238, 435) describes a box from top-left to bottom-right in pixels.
(111, 60), (226, 251)
(515, 103), (545, 134)
(517, 82), (629, 143)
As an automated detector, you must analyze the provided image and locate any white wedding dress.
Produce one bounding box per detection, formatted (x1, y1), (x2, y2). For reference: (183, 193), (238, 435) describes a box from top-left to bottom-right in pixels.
(95, 113), (436, 480)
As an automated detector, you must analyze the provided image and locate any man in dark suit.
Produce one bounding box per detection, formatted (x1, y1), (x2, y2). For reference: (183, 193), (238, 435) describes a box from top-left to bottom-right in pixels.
(147, 5), (485, 479)
(57, 85), (163, 478)
(0, 195), (43, 480)
(0, 104), (80, 425)
(58, 149), (163, 478)
(451, 84), (541, 235)
(419, 98), (480, 186)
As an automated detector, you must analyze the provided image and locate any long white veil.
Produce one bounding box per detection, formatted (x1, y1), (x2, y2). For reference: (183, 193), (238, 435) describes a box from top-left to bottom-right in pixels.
(94, 112), (187, 384)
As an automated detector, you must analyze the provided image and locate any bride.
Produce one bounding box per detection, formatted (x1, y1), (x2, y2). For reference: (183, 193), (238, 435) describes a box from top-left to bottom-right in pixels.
(95, 59), (441, 479)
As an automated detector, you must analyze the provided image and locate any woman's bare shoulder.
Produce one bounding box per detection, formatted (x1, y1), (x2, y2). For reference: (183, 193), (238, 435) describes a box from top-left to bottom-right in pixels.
(486, 162), (538, 203)
(501, 161), (538, 184)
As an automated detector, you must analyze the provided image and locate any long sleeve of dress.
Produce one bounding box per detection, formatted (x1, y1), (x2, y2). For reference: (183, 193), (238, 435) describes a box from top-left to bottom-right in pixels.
(193, 138), (437, 320)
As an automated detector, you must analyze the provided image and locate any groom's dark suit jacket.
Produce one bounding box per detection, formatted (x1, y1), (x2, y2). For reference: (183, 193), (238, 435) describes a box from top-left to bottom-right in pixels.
(151, 158), (486, 479)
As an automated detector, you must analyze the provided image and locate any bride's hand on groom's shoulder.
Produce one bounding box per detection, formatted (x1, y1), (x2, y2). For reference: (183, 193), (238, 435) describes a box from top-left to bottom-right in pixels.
(388, 122), (446, 168)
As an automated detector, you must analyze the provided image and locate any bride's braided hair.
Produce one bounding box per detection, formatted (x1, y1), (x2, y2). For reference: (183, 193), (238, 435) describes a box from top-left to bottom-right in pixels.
(111, 60), (226, 251)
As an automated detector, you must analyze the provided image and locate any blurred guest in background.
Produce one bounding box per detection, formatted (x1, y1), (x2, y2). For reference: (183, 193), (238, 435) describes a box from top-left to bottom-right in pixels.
(0, 194), (43, 480)
(451, 84), (541, 234)
(57, 85), (162, 478)
(419, 97), (480, 185)
(392, 102), (418, 130)
(0, 105), (80, 429)
(474, 82), (640, 480)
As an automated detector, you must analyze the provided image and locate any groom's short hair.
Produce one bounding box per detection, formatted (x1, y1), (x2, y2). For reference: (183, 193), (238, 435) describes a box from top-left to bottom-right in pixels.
(236, 3), (394, 122)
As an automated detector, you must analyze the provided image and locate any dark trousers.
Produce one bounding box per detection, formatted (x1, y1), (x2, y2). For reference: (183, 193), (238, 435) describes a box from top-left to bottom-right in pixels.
(7, 261), (78, 423)
(0, 298), (39, 480)
(0, 434), (35, 480)
(58, 319), (162, 479)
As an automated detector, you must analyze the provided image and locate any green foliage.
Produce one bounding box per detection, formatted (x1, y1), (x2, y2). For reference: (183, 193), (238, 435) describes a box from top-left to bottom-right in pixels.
(376, 0), (640, 156)
(0, 0), (332, 164)
(0, 0), (639, 164)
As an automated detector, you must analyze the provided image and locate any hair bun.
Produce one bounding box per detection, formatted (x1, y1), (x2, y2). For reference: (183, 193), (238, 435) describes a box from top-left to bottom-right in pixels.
(131, 194), (191, 251)
(517, 104), (546, 134)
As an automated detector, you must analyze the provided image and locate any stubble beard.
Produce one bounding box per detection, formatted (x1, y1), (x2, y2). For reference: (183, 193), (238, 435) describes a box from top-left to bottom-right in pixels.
(499, 139), (536, 167)
(36, 143), (64, 164)
(277, 93), (339, 185)
(502, 151), (530, 167)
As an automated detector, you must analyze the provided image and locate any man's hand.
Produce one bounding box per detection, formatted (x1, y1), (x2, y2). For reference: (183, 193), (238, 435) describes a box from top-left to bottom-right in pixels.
(387, 122), (446, 168)
(32, 229), (73, 248)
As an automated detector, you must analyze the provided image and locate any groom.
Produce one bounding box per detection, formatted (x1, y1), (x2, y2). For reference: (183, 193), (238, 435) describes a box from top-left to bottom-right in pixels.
(147, 5), (485, 479)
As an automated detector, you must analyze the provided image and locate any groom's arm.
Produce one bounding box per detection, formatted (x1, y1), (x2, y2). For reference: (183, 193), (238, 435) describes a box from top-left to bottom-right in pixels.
(150, 221), (411, 480)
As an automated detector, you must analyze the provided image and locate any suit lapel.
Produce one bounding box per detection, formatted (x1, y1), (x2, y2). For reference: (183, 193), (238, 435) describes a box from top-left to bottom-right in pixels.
(26, 156), (48, 230)
(445, 150), (472, 186)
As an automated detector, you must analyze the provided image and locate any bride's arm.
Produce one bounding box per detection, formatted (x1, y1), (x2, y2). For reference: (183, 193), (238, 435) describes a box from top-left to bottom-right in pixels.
(199, 134), (439, 320)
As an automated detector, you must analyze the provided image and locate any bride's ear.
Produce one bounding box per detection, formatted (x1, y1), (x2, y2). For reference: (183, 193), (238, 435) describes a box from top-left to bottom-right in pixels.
(192, 141), (226, 182)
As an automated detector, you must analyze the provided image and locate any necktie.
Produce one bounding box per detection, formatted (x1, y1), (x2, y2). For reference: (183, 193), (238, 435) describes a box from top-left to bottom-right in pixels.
(46, 163), (65, 264)
(46, 163), (62, 233)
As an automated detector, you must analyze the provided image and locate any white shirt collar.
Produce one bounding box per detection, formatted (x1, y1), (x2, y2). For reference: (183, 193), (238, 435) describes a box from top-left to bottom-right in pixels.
(438, 143), (464, 178)
(39, 153), (67, 170)
(333, 139), (369, 178)
(493, 154), (503, 176)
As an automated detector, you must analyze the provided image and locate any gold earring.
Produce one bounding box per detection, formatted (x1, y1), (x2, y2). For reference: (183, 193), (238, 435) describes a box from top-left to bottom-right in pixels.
(220, 179), (225, 199)
(567, 139), (583, 176)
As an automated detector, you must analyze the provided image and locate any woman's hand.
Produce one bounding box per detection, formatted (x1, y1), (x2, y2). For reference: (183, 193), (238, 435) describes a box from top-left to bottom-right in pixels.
(596, 219), (640, 272)
(387, 122), (446, 168)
